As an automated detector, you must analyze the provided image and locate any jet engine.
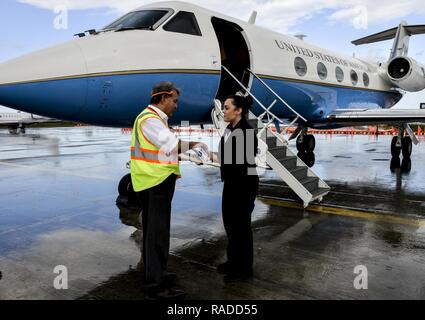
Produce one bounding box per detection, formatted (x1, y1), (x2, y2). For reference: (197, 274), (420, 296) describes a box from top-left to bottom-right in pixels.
(387, 57), (425, 92)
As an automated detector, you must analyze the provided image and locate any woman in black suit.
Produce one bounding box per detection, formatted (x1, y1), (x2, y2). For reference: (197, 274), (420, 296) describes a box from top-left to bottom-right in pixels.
(217, 93), (259, 282)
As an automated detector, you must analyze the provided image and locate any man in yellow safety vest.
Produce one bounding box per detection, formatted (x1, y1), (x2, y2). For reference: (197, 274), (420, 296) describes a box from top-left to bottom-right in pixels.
(131, 81), (208, 299)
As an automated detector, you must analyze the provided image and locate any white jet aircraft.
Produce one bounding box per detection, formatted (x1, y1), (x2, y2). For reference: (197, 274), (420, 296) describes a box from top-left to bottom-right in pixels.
(0, 110), (60, 134)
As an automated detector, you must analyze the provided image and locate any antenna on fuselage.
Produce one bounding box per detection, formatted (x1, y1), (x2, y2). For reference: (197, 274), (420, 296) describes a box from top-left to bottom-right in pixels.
(248, 11), (257, 24)
(294, 34), (307, 41)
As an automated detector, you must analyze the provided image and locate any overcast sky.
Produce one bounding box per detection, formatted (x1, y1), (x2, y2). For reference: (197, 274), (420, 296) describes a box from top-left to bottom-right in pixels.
(1, 0), (425, 112)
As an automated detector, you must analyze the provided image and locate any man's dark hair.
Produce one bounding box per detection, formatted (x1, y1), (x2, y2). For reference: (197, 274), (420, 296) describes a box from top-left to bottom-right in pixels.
(150, 81), (180, 104)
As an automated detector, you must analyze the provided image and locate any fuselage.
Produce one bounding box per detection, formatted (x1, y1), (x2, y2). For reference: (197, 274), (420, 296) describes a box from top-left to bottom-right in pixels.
(0, 1), (403, 129)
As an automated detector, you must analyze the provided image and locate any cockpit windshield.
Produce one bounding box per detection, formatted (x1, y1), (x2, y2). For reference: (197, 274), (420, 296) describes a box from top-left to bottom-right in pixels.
(102, 10), (171, 31)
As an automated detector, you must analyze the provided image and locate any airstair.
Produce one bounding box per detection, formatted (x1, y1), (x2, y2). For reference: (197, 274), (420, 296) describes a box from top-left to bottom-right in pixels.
(212, 66), (330, 207)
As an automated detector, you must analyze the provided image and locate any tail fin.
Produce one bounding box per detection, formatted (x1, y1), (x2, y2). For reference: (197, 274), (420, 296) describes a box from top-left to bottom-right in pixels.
(352, 21), (425, 60)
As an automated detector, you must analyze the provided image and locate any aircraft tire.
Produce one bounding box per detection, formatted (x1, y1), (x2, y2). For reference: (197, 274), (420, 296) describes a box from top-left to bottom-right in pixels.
(8, 126), (18, 135)
(391, 136), (401, 157)
(297, 151), (315, 167)
(296, 135), (305, 152)
(401, 157), (412, 173)
(401, 136), (412, 158)
(304, 135), (316, 153)
(390, 156), (400, 173)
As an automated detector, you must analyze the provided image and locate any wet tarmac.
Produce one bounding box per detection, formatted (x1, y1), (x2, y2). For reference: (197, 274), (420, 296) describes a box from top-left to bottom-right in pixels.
(0, 127), (424, 300)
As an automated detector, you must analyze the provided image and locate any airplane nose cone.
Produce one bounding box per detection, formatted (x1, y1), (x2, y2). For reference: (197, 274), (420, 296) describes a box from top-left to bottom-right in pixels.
(0, 40), (87, 120)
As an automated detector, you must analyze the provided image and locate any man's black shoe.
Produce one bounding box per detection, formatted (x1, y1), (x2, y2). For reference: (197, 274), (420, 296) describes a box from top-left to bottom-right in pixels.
(145, 288), (186, 300)
(223, 270), (253, 283)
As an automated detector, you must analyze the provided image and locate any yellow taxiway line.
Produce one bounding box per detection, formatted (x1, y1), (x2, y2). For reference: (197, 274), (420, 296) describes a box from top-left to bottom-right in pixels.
(259, 196), (425, 228)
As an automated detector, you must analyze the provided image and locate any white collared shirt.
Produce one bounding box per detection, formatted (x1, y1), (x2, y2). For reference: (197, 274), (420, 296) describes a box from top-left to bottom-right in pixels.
(140, 105), (180, 157)
(224, 128), (232, 143)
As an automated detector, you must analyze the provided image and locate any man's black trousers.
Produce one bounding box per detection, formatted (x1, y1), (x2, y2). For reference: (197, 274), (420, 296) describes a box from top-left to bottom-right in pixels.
(222, 176), (259, 273)
(137, 174), (177, 286)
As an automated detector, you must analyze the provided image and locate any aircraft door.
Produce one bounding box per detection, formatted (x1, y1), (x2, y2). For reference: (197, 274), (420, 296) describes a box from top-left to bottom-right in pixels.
(211, 17), (252, 101)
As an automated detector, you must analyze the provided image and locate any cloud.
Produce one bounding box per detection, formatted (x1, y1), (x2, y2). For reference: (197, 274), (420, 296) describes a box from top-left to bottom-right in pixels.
(18, 0), (143, 13)
(328, 5), (369, 30)
(16, 0), (425, 32)
(329, 0), (425, 28)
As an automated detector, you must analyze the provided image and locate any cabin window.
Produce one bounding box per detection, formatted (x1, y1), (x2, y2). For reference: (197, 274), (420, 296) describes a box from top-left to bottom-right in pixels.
(163, 11), (202, 36)
(350, 70), (358, 85)
(102, 10), (172, 31)
(317, 62), (328, 80)
(335, 67), (344, 82)
(363, 73), (370, 87)
(294, 57), (307, 77)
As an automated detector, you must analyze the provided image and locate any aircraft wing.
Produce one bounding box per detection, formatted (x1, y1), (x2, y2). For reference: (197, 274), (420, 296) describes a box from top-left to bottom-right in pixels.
(324, 109), (425, 126)
(0, 118), (61, 126)
(19, 118), (61, 124)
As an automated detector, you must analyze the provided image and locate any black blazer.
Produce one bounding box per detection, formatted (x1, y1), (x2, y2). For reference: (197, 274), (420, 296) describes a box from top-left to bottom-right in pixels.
(218, 118), (258, 182)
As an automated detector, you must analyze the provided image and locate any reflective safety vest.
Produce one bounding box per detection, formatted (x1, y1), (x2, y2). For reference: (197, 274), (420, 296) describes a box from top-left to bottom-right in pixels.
(130, 107), (180, 192)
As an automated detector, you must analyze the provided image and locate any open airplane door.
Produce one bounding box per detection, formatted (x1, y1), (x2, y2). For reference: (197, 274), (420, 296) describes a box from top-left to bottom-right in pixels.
(211, 17), (253, 101)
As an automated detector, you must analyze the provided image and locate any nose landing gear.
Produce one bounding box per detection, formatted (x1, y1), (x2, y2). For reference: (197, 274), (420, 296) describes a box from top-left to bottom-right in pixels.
(401, 136), (413, 158)
(295, 129), (316, 167)
(8, 124), (26, 135)
(391, 136), (412, 158)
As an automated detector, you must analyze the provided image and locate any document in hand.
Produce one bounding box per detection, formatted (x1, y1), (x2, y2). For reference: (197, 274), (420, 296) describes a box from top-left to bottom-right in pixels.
(192, 147), (210, 163)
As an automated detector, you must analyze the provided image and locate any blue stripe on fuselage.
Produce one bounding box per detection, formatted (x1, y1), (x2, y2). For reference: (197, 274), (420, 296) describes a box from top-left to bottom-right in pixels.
(250, 78), (403, 128)
(0, 73), (221, 127)
(0, 72), (402, 128)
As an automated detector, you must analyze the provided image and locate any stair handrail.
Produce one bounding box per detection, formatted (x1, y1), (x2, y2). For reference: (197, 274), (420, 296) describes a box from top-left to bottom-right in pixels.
(221, 66), (283, 126)
(246, 68), (307, 123)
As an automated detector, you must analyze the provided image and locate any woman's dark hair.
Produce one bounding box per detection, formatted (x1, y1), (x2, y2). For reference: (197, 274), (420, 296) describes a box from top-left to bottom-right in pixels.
(150, 81), (180, 104)
(227, 92), (254, 118)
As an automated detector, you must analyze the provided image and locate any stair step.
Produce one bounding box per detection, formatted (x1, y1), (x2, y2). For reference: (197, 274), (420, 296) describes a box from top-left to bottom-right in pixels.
(299, 176), (319, 192)
(265, 136), (286, 148)
(289, 166), (308, 180)
(244, 109), (330, 207)
(268, 146), (287, 159)
(277, 156), (298, 170)
(311, 187), (331, 199)
(265, 137), (277, 148)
